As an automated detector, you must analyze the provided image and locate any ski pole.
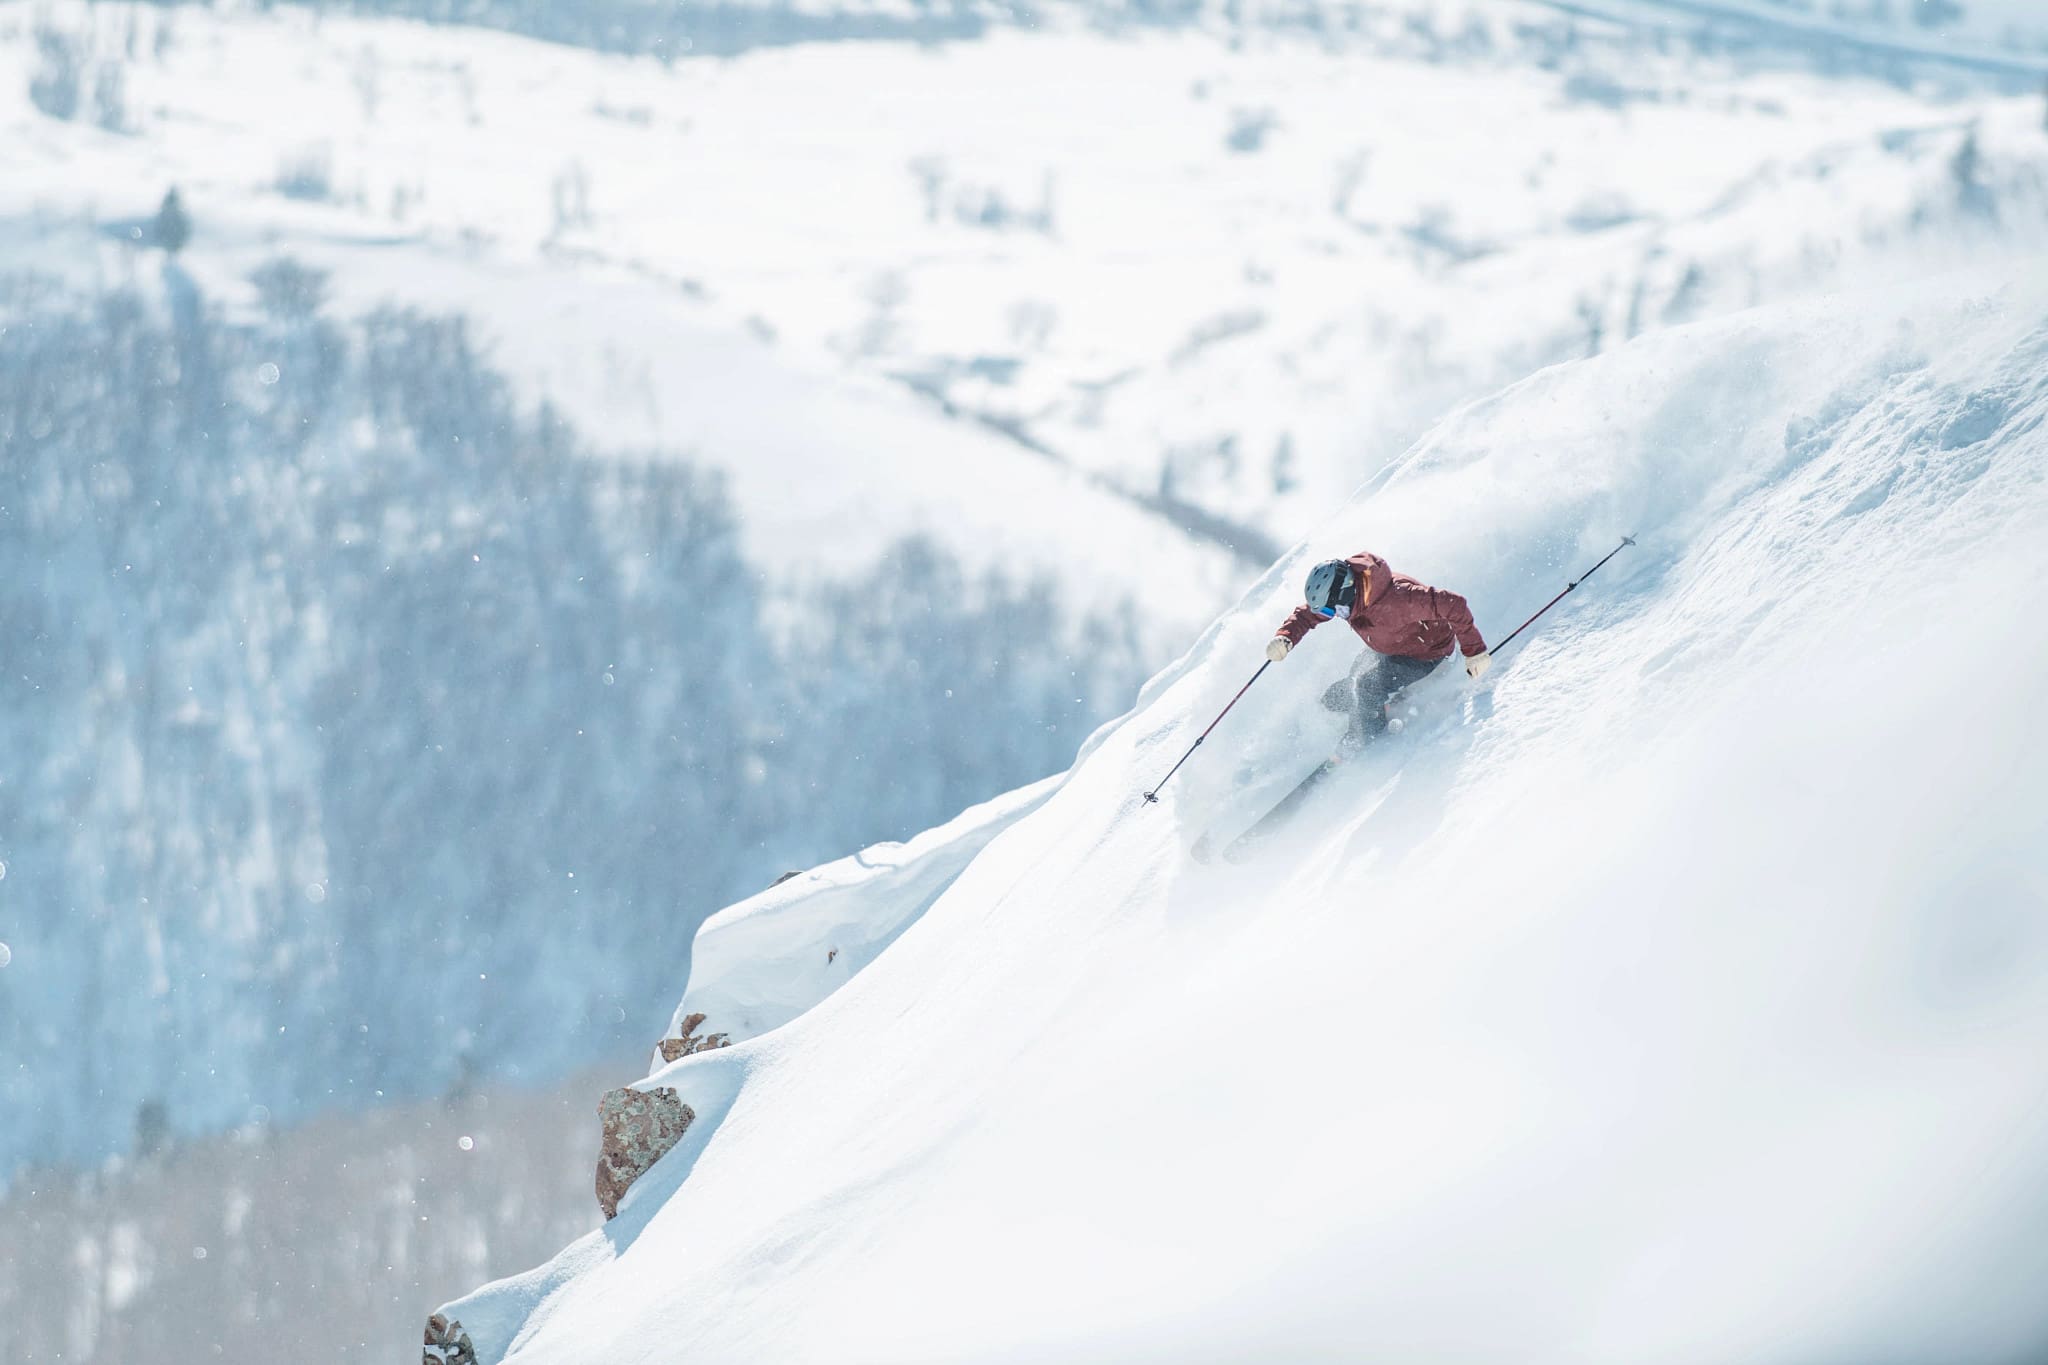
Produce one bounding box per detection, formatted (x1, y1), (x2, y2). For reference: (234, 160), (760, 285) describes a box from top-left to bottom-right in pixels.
(1491, 535), (1636, 658)
(1141, 660), (1271, 804)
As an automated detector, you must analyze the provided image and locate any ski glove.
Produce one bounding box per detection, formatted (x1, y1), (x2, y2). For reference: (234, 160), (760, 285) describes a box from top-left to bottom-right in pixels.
(1266, 637), (1292, 663)
(1464, 650), (1493, 680)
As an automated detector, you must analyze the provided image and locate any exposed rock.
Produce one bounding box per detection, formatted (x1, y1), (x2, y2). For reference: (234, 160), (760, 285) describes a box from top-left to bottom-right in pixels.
(596, 1086), (695, 1220)
(656, 1011), (731, 1063)
(424, 1312), (476, 1365)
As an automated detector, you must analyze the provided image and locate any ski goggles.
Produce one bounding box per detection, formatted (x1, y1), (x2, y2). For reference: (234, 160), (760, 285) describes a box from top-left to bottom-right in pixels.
(1311, 567), (1360, 619)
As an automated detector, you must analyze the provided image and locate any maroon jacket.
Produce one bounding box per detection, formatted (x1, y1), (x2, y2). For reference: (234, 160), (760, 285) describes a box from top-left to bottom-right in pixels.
(1276, 553), (1486, 662)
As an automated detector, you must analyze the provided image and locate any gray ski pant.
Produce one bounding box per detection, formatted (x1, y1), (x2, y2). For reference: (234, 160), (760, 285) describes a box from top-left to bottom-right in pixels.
(1322, 651), (1441, 747)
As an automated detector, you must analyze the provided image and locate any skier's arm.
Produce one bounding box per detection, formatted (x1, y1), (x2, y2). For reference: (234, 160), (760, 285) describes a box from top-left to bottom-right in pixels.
(1432, 589), (1487, 657)
(1276, 604), (1324, 648)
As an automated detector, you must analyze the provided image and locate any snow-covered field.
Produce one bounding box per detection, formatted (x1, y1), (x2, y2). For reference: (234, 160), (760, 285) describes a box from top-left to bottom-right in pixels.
(0, 4), (1252, 638)
(445, 263), (2048, 1362)
(8, 0), (2045, 580)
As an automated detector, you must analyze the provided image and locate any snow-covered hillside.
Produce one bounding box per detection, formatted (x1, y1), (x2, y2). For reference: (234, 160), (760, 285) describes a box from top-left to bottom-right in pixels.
(1570, 0), (2048, 68)
(442, 267), (2048, 1360)
(9, 0), (2046, 575)
(0, 2), (1249, 632)
(1606, 0), (2048, 59)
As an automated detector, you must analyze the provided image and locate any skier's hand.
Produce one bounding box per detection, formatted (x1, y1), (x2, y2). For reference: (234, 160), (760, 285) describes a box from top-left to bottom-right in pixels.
(1464, 650), (1493, 680)
(1266, 637), (1292, 663)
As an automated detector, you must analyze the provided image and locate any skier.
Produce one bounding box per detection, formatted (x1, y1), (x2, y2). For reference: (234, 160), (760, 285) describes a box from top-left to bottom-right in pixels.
(1265, 553), (1491, 751)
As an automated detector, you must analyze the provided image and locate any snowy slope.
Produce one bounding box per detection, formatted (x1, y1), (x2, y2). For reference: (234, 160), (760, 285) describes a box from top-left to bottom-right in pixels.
(0, 3), (1248, 634)
(658, 776), (1060, 1054)
(10, 0), (2044, 582)
(442, 264), (2048, 1361)
(1556, 0), (2048, 72)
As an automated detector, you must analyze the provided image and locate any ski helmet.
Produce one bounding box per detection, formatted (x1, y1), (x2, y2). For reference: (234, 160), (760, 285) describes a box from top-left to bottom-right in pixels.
(1304, 559), (1359, 619)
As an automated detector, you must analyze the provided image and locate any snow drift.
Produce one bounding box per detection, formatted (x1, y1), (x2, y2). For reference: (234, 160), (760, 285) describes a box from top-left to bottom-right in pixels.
(440, 266), (2048, 1362)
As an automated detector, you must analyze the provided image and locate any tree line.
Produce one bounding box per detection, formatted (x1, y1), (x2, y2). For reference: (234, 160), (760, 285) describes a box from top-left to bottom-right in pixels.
(0, 265), (1145, 1176)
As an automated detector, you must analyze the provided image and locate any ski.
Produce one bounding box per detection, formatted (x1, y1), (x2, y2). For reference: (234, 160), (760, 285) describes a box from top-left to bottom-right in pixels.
(1220, 757), (1343, 859)
(1189, 693), (1444, 865)
(1191, 753), (1345, 864)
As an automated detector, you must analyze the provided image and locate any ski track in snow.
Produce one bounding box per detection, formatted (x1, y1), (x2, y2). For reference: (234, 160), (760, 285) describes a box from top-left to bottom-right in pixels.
(439, 266), (2048, 1363)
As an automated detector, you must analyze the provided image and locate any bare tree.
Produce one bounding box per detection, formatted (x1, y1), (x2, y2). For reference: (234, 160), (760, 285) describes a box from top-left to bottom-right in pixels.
(30, 23), (83, 120)
(550, 160), (594, 237)
(153, 188), (191, 255)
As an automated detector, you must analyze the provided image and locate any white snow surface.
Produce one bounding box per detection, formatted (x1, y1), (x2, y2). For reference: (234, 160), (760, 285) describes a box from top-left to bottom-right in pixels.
(443, 266), (2048, 1361)
(0, 2), (1250, 636)
(659, 776), (1061, 1057)
(12, 0), (2048, 610)
(1569, 0), (2048, 68)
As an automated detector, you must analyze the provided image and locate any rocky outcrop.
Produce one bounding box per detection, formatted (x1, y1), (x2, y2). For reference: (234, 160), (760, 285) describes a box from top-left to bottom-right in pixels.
(424, 1313), (476, 1364)
(656, 1011), (731, 1063)
(596, 1086), (695, 1220)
